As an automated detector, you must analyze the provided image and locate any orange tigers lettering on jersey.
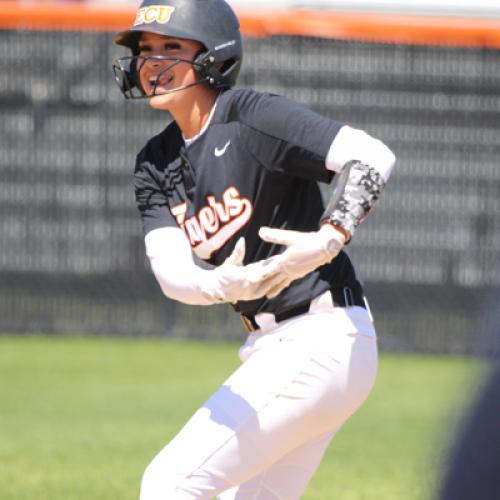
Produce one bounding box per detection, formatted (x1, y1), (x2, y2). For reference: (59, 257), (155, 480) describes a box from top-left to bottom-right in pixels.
(198, 206), (220, 234)
(184, 217), (206, 246)
(171, 202), (187, 224)
(170, 187), (253, 259)
(207, 196), (230, 223)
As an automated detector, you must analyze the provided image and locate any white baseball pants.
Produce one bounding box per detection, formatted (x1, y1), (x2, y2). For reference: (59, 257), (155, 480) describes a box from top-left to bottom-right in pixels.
(140, 291), (378, 500)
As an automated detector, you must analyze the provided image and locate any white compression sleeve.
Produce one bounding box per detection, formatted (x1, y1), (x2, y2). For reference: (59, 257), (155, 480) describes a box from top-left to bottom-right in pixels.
(325, 125), (396, 182)
(145, 227), (218, 306)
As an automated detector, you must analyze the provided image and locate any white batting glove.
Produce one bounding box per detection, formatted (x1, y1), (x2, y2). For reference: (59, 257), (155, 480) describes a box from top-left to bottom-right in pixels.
(258, 224), (346, 298)
(202, 238), (289, 304)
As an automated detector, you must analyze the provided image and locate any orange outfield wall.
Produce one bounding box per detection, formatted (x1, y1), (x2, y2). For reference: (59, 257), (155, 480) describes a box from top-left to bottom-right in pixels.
(1, 1), (500, 48)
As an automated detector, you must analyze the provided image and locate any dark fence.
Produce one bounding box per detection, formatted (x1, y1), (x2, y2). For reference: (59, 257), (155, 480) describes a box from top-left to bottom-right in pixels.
(1, 29), (499, 353)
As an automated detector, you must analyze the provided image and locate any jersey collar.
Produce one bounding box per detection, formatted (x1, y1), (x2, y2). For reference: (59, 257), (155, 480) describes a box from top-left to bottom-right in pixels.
(183, 93), (221, 148)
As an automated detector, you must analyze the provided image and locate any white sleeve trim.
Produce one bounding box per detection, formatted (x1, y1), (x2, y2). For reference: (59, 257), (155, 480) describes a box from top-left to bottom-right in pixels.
(144, 227), (217, 306)
(326, 125), (396, 183)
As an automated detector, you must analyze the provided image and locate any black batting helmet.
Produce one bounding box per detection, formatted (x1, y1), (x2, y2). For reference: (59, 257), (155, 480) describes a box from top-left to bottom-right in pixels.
(112, 0), (242, 98)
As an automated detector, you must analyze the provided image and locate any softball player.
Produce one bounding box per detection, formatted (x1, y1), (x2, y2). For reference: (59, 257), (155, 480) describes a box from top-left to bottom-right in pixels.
(112, 1), (396, 498)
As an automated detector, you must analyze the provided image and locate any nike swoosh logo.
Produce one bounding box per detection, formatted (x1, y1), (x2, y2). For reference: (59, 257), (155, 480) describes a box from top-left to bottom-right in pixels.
(214, 140), (231, 157)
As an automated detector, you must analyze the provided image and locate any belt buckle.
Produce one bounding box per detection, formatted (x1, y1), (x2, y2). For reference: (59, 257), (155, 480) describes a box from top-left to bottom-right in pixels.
(240, 314), (256, 333)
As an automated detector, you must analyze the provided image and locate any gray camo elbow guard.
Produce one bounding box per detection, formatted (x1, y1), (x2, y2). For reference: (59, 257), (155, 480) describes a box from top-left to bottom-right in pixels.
(320, 160), (386, 241)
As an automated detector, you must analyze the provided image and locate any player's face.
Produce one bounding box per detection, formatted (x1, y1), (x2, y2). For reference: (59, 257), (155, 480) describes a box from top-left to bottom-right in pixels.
(137, 32), (205, 109)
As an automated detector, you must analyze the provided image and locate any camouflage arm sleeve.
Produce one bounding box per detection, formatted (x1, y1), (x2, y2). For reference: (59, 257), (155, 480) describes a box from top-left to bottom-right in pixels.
(320, 160), (386, 242)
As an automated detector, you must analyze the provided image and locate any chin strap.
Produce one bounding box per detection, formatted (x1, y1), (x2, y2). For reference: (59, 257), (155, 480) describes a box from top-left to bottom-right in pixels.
(320, 160), (386, 242)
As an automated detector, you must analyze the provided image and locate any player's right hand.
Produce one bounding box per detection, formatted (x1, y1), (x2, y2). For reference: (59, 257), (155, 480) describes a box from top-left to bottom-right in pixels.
(258, 224), (346, 298)
(201, 238), (290, 304)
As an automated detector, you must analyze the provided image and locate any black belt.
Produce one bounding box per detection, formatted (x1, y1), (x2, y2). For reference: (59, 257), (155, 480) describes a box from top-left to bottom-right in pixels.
(240, 286), (365, 333)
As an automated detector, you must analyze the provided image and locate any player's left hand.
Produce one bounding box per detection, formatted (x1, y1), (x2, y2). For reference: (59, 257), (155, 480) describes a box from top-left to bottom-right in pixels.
(258, 224), (347, 298)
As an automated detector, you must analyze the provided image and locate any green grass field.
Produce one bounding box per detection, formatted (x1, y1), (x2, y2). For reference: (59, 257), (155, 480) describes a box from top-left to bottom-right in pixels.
(0, 336), (487, 500)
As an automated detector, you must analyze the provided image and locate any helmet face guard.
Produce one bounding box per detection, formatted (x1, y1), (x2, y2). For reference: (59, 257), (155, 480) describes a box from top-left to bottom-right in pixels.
(112, 55), (209, 99)
(112, 0), (242, 99)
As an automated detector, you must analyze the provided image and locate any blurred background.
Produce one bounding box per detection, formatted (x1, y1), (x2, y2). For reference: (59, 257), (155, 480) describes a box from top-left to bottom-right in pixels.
(1, 2), (500, 500)
(1, 0), (499, 354)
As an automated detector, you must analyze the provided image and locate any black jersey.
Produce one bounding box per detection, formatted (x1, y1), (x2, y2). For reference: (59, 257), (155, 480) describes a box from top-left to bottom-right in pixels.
(134, 88), (362, 317)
